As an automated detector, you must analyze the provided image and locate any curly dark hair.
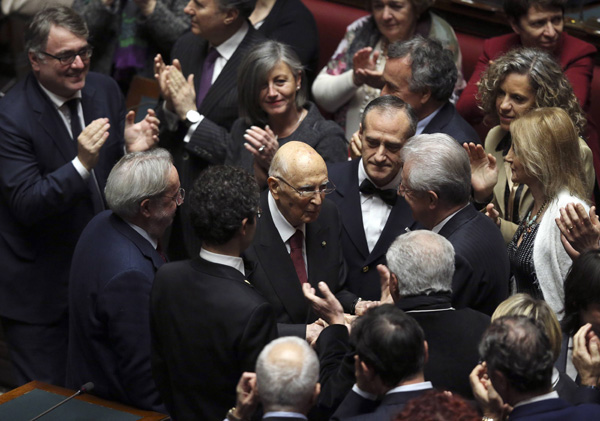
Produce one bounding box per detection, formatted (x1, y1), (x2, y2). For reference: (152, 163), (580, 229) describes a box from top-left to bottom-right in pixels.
(351, 305), (425, 388)
(189, 166), (259, 246)
(562, 250), (600, 336)
(395, 389), (480, 421)
(477, 48), (586, 136)
(479, 316), (554, 394)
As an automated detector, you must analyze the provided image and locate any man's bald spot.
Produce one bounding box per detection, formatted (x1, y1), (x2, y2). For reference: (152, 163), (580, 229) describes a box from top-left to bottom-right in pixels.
(270, 141), (327, 180)
(266, 341), (305, 372)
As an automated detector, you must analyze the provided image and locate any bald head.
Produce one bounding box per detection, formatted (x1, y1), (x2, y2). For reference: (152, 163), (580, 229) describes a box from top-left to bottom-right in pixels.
(267, 142), (329, 227)
(256, 337), (320, 413)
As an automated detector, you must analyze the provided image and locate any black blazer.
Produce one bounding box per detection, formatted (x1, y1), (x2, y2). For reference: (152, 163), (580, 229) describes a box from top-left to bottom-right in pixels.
(423, 102), (481, 145)
(159, 25), (266, 259)
(244, 192), (354, 337)
(151, 257), (277, 421)
(0, 72), (125, 324)
(438, 204), (510, 315)
(327, 159), (418, 300)
(67, 211), (165, 412)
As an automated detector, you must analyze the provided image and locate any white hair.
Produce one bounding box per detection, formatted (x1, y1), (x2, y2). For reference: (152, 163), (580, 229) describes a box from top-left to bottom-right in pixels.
(256, 336), (319, 412)
(386, 230), (455, 296)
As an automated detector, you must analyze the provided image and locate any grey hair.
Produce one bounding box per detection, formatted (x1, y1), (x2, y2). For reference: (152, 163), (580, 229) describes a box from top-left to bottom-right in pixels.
(105, 148), (173, 220)
(256, 336), (319, 411)
(25, 6), (88, 56)
(387, 36), (457, 102)
(386, 230), (455, 296)
(215, 0), (256, 18)
(400, 133), (471, 206)
(238, 40), (306, 126)
(361, 95), (418, 138)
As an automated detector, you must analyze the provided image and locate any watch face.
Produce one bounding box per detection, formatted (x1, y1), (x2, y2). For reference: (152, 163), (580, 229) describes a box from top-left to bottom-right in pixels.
(187, 110), (201, 123)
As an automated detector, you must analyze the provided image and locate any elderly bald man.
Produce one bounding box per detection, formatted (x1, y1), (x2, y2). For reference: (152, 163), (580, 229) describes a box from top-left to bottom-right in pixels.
(244, 141), (356, 341)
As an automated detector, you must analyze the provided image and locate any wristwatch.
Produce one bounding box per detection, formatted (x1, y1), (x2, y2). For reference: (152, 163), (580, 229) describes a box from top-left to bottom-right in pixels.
(185, 110), (201, 126)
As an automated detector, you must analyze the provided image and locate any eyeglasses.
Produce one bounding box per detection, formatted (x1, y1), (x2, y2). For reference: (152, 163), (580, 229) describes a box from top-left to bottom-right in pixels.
(41, 46), (93, 65)
(275, 176), (336, 197)
(164, 188), (185, 206)
(397, 173), (416, 197)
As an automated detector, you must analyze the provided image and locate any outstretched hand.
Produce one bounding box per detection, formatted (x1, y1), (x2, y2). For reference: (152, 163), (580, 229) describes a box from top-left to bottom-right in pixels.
(463, 142), (498, 203)
(302, 282), (345, 326)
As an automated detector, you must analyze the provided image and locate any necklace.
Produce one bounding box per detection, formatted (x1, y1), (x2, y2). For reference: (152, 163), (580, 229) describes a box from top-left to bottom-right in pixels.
(522, 199), (549, 233)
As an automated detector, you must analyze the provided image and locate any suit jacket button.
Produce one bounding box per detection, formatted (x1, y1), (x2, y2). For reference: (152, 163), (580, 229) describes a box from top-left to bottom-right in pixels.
(362, 266), (369, 272)
(182, 152), (189, 160)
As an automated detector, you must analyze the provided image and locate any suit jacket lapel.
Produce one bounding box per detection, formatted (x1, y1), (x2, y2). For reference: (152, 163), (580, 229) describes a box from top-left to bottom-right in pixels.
(255, 194), (308, 323)
(368, 197), (416, 263)
(29, 76), (76, 163)
(335, 160), (369, 260)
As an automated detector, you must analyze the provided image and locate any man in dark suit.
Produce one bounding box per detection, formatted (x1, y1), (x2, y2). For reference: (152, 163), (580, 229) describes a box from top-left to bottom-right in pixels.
(399, 133), (509, 315)
(244, 141), (355, 342)
(381, 36), (480, 145)
(154, 0), (264, 260)
(323, 305), (432, 421)
(385, 230), (490, 399)
(227, 336), (321, 421)
(67, 149), (179, 412)
(151, 165), (277, 421)
(0, 6), (158, 386)
(472, 316), (600, 420)
(328, 96), (418, 301)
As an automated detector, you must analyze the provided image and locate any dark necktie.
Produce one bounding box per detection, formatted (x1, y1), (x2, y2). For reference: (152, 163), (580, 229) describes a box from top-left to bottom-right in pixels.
(359, 178), (397, 206)
(196, 47), (220, 108)
(66, 98), (82, 140)
(66, 98), (105, 213)
(289, 230), (308, 285)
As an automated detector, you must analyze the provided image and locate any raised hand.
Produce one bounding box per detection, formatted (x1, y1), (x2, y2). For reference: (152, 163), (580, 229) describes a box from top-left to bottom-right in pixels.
(556, 203), (600, 260)
(77, 118), (110, 171)
(463, 142), (498, 203)
(244, 125), (279, 170)
(353, 48), (383, 89)
(125, 109), (160, 152)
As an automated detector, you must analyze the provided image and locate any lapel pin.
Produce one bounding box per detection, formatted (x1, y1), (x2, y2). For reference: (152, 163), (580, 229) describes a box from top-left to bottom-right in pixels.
(321, 241), (326, 247)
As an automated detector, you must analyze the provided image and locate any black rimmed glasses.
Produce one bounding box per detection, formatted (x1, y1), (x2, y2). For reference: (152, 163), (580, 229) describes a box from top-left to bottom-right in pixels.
(275, 176), (336, 197)
(41, 46), (94, 66)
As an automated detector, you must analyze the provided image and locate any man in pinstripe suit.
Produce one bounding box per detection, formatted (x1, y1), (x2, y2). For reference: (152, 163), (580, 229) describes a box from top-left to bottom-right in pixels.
(155, 0), (264, 260)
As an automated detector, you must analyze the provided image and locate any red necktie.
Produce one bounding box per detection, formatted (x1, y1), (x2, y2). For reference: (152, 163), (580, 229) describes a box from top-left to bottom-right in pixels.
(289, 230), (308, 285)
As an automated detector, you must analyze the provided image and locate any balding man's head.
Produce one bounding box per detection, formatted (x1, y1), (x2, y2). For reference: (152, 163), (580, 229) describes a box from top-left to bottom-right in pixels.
(267, 142), (331, 227)
(256, 336), (320, 413)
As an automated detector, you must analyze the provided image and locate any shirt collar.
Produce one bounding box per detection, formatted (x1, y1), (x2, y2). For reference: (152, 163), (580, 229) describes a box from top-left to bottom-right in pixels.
(263, 412), (307, 419)
(386, 381), (433, 394)
(358, 158), (402, 190)
(415, 104), (443, 135)
(200, 248), (245, 276)
(513, 390), (559, 409)
(268, 191), (306, 243)
(213, 20), (249, 61)
(125, 221), (158, 249)
(37, 80), (82, 109)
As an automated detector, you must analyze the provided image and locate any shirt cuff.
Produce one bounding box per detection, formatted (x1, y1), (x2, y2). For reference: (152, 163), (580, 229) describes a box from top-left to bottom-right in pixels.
(72, 157), (91, 180)
(183, 117), (203, 143)
(352, 384), (377, 401)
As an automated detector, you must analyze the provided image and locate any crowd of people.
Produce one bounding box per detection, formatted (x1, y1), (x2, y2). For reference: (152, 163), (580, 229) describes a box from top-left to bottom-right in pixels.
(1, 0), (600, 420)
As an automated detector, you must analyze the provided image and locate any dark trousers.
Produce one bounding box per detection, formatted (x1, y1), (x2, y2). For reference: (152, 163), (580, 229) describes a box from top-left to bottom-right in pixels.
(1, 315), (68, 387)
